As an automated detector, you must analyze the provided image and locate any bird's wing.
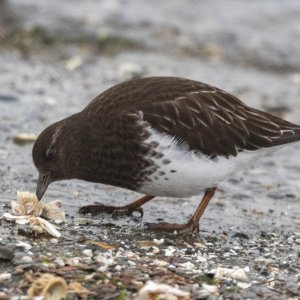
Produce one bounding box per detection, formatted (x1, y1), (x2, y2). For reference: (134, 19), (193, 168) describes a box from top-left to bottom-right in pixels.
(140, 83), (300, 158)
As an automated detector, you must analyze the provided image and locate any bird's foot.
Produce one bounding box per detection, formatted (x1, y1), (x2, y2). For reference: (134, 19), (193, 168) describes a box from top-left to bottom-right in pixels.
(79, 204), (143, 218)
(145, 221), (199, 234)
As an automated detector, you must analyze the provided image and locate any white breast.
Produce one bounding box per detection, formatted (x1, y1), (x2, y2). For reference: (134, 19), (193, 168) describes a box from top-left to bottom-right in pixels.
(138, 127), (274, 197)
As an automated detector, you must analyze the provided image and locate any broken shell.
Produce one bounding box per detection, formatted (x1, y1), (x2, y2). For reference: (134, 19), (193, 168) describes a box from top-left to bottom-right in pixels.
(3, 192), (64, 238)
(137, 281), (190, 300)
(31, 217), (61, 238)
(42, 200), (65, 221)
(14, 192), (43, 216)
(28, 273), (68, 300)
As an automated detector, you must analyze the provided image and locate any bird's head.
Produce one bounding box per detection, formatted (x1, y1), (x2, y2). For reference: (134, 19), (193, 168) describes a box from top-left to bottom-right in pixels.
(32, 113), (86, 200)
(32, 120), (67, 200)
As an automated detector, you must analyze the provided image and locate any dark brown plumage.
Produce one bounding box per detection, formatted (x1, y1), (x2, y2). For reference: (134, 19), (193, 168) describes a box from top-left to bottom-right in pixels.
(32, 77), (300, 233)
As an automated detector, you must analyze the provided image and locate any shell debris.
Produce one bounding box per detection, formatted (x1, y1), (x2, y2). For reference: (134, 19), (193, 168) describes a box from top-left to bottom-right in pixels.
(2, 191), (65, 238)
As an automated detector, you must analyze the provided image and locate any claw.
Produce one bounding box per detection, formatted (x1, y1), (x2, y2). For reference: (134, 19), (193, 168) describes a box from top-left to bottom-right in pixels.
(145, 221), (199, 234)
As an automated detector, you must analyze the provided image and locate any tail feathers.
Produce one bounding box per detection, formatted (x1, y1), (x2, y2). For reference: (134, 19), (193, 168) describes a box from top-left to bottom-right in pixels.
(271, 127), (300, 146)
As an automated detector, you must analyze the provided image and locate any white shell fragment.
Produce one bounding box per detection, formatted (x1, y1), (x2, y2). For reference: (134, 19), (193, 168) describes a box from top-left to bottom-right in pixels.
(2, 191), (65, 238)
(213, 267), (248, 282)
(13, 133), (37, 145)
(137, 281), (190, 300)
(28, 273), (68, 299)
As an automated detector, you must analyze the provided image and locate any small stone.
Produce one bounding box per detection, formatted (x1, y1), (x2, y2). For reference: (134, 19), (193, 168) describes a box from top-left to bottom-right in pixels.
(153, 238), (164, 245)
(232, 232), (249, 239)
(50, 238), (59, 244)
(185, 248), (196, 255)
(83, 249), (93, 257)
(165, 246), (176, 257)
(128, 260), (136, 266)
(152, 246), (160, 254)
(0, 273), (11, 283)
(66, 55), (83, 71)
(54, 257), (65, 267)
(77, 218), (92, 225)
(237, 282), (251, 289)
(14, 252), (28, 259)
(0, 94), (18, 102)
(152, 259), (168, 267)
(179, 262), (196, 270)
(231, 269), (248, 282)
(115, 265), (122, 271)
(117, 62), (145, 81)
(16, 241), (32, 252)
(0, 245), (14, 261)
(19, 256), (33, 263)
(202, 283), (218, 294)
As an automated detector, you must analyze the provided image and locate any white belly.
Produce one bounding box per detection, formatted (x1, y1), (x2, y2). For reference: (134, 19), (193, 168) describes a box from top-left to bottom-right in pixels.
(138, 128), (274, 197)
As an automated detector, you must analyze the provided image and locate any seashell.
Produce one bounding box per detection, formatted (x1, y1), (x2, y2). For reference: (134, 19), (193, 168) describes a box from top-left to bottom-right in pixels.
(28, 273), (68, 300)
(3, 192), (64, 238)
(42, 200), (66, 221)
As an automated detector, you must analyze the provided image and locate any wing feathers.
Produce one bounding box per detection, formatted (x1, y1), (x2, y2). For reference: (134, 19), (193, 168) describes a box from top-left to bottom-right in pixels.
(129, 78), (300, 158)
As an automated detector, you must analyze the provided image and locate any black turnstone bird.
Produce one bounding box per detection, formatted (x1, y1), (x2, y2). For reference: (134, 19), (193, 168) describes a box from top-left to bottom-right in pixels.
(32, 77), (300, 233)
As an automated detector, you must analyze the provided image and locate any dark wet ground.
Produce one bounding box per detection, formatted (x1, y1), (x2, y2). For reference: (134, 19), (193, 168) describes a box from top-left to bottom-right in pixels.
(1, 0), (300, 299)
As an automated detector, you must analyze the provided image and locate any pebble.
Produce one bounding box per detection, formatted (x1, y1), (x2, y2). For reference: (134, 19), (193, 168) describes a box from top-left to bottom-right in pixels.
(0, 245), (14, 261)
(82, 249), (93, 257)
(54, 257), (65, 267)
(179, 262), (196, 270)
(115, 265), (122, 271)
(0, 94), (18, 102)
(231, 269), (248, 282)
(76, 218), (92, 225)
(16, 241), (31, 251)
(117, 62), (145, 81)
(19, 256), (33, 263)
(50, 238), (59, 244)
(202, 283), (218, 294)
(0, 273), (12, 283)
(165, 246), (176, 257)
(153, 238), (164, 245)
(214, 267), (248, 282)
(237, 282), (252, 289)
(128, 260), (136, 266)
(14, 252), (29, 260)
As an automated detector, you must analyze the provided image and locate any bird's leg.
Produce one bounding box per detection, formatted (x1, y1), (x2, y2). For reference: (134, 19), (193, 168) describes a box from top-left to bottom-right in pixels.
(79, 195), (155, 218)
(146, 187), (216, 234)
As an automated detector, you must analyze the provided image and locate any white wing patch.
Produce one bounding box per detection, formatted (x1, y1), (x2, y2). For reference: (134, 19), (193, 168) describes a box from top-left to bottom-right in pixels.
(138, 126), (278, 197)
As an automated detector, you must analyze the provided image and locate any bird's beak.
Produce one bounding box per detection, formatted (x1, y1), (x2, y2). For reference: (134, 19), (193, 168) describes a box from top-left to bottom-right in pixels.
(36, 171), (52, 200)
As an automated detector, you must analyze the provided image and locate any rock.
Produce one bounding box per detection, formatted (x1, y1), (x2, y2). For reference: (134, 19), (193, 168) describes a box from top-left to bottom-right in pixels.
(117, 62), (145, 81)
(0, 245), (14, 261)
(0, 273), (11, 283)
(82, 249), (93, 257)
(232, 232), (250, 239)
(0, 94), (18, 102)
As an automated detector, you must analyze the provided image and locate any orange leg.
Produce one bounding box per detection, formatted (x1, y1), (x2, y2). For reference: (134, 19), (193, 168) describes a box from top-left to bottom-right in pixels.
(146, 187), (216, 233)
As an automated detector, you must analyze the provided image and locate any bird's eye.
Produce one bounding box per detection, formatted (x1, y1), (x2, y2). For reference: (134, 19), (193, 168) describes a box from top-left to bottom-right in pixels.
(45, 147), (56, 160)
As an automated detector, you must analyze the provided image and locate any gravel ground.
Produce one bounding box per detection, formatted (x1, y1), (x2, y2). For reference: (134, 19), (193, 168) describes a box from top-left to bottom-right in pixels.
(1, 0), (300, 299)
